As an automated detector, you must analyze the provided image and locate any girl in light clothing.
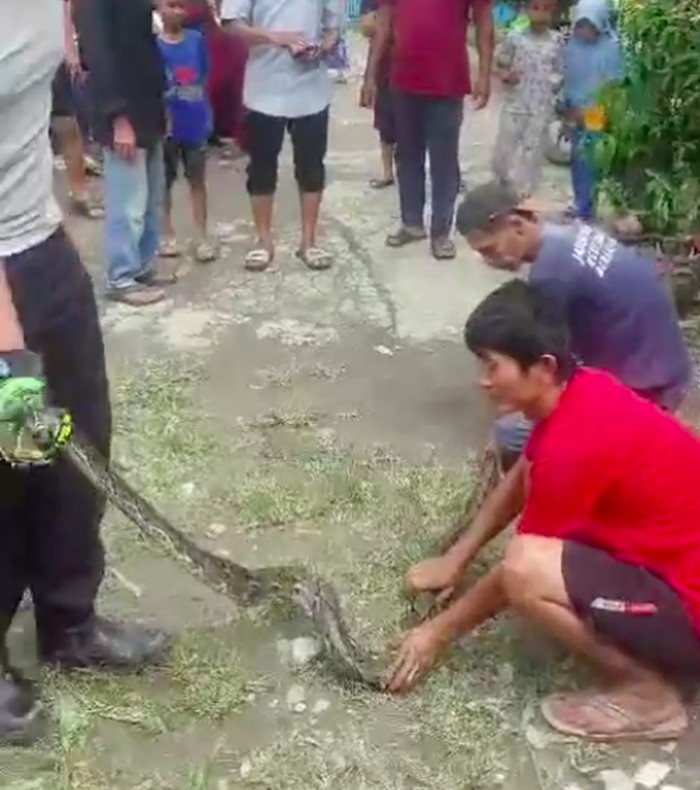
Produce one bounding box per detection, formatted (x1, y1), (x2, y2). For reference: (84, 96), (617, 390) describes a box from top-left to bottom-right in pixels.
(492, 0), (562, 198)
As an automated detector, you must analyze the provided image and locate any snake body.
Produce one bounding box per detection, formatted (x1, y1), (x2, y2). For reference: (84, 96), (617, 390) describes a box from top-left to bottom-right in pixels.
(63, 435), (385, 688)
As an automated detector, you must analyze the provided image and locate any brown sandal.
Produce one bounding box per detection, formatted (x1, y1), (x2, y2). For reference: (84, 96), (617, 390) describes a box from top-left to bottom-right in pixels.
(541, 689), (688, 742)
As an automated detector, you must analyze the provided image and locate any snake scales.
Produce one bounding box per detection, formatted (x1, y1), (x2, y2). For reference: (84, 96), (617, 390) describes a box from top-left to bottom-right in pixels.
(63, 435), (499, 690)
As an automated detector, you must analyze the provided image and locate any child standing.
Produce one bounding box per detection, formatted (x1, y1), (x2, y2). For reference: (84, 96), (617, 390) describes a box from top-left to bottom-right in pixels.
(492, 0), (562, 198)
(563, 0), (623, 220)
(157, 0), (217, 262)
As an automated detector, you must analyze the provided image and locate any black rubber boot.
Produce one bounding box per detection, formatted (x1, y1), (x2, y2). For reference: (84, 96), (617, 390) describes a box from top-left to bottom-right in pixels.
(40, 616), (171, 671)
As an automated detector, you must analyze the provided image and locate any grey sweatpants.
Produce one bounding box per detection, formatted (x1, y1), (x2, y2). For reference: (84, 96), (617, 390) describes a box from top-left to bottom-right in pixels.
(492, 110), (549, 198)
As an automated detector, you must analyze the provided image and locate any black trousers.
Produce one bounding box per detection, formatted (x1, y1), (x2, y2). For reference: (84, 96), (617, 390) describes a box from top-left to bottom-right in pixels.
(245, 107), (329, 196)
(1, 229), (111, 642)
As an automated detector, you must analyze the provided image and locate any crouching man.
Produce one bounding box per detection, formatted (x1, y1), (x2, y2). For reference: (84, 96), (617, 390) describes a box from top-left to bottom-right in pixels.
(386, 280), (700, 742)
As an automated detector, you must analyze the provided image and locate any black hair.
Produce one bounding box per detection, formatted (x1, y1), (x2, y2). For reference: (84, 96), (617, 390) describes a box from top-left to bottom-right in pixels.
(464, 280), (575, 381)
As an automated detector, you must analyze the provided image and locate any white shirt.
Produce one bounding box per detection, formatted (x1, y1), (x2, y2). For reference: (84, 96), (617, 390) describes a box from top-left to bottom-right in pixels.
(0, 0), (63, 256)
(221, 0), (341, 118)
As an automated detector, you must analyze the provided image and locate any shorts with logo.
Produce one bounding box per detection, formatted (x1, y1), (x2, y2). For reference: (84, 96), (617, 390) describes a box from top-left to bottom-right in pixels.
(164, 139), (207, 188)
(563, 541), (700, 677)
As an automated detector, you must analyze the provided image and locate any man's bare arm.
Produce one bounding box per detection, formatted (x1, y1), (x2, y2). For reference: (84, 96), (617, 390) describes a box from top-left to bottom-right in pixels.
(448, 455), (526, 568)
(364, 5), (391, 86)
(0, 267), (25, 350)
(406, 456), (527, 592)
(471, 0), (495, 108)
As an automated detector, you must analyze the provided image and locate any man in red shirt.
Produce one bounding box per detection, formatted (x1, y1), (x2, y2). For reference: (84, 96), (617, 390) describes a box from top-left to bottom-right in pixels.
(361, 0), (494, 260)
(385, 280), (700, 742)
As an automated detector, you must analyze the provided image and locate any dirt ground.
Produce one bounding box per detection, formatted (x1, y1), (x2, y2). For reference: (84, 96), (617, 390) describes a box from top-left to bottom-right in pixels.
(4, 36), (699, 790)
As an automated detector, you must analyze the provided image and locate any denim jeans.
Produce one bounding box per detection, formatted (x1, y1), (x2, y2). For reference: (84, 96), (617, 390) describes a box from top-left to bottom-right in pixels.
(570, 129), (597, 221)
(103, 143), (164, 289)
(392, 91), (463, 238)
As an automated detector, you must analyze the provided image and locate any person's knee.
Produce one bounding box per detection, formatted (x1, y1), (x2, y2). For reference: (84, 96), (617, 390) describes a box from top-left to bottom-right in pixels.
(295, 160), (325, 193)
(246, 157), (278, 196)
(502, 535), (559, 605)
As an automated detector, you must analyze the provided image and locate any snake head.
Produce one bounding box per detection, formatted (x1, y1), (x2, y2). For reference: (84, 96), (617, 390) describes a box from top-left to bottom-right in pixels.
(292, 580), (324, 620)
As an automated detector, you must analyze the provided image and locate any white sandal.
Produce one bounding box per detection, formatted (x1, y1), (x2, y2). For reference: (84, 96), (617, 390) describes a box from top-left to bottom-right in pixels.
(245, 247), (273, 272)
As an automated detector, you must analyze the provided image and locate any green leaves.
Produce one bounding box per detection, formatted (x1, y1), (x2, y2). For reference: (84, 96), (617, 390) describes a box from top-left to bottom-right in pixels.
(598, 0), (700, 233)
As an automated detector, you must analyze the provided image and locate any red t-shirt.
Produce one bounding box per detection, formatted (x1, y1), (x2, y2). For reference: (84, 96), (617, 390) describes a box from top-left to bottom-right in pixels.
(380, 0), (479, 97)
(520, 368), (700, 628)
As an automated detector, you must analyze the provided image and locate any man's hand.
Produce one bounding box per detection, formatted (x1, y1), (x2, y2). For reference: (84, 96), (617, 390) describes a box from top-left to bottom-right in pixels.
(113, 116), (137, 162)
(472, 71), (491, 110)
(270, 31), (309, 56)
(405, 554), (463, 595)
(359, 78), (377, 109)
(0, 351), (65, 466)
(383, 621), (450, 693)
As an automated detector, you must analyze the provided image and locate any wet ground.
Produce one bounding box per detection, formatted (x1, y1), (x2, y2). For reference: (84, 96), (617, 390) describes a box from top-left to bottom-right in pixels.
(4, 36), (698, 790)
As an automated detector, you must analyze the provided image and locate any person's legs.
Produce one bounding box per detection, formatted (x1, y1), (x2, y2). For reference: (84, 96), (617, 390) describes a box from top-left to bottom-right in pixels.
(502, 535), (693, 739)
(244, 109), (286, 270)
(371, 83), (396, 188)
(425, 96), (462, 256)
(103, 147), (163, 303)
(139, 142), (166, 275)
(570, 129), (596, 221)
(161, 139), (179, 252)
(390, 90), (427, 244)
(183, 145), (216, 262)
(289, 107), (331, 269)
(4, 229), (169, 668)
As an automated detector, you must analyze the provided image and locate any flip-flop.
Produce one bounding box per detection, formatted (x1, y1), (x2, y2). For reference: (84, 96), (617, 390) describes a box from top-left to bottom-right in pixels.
(541, 689), (688, 742)
(69, 194), (104, 220)
(296, 247), (333, 271)
(386, 227), (427, 248)
(245, 247), (273, 272)
(369, 177), (395, 190)
(194, 239), (218, 263)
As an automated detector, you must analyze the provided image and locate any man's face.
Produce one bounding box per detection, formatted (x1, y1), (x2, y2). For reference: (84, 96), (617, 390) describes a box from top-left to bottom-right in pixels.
(467, 219), (529, 271)
(475, 350), (557, 414)
(160, 0), (186, 26)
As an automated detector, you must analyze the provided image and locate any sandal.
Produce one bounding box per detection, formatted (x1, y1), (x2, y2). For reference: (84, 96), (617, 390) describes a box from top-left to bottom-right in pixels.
(430, 236), (457, 260)
(296, 247), (333, 271)
(369, 177), (395, 190)
(106, 284), (165, 306)
(159, 237), (182, 258)
(386, 226), (427, 248)
(194, 239), (218, 264)
(136, 262), (178, 286)
(245, 247), (274, 272)
(69, 194), (104, 220)
(541, 688), (688, 742)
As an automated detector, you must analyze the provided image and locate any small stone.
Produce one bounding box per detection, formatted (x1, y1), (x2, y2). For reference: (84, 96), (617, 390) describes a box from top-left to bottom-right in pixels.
(180, 481), (196, 497)
(312, 699), (331, 714)
(205, 522), (226, 539)
(524, 723), (551, 750)
(660, 785), (686, 790)
(293, 702), (307, 714)
(245, 692), (256, 703)
(269, 698), (279, 708)
(635, 762), (672, 789)
(290, 636), (321, 668)
(598, 769), (635, 790)
(661, 742), (677, 754)
(239, 758), (252, 779)
(373, 345), (394, 356)
(286, 684), (306, 708)
(563, 785), (585, 790)
(214, 548), (231, 559)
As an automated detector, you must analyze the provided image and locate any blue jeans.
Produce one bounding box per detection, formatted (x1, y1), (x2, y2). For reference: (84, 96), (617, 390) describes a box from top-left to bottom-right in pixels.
(103, 144), (164, 289)
(392, 91), (463, 238)
(570, 129), (597, 221)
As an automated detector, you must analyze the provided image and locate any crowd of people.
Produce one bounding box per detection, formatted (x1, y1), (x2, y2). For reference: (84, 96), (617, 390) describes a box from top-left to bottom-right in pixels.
(1, 0), (700, 753)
